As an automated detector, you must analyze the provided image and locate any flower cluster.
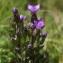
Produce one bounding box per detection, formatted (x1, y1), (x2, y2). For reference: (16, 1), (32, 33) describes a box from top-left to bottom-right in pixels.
(9, 4), (48, 63)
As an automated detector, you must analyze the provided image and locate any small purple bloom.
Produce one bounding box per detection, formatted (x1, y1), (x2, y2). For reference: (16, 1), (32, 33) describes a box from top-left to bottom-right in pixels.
(36, 21), (44, 29)
(27, 4), (40, 13)
(34, 19), (44, 29)
(20, 14), (26, 21)
(30, 18), (44, 29)
(28, 44), (32, 49)
(30, 23), (35, 29)
(16, 29), (20, 34)
(42, 32), (47, 37)
(12, 7), (18, 13)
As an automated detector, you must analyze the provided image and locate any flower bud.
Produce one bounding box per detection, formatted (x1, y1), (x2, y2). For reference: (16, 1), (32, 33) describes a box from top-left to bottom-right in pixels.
(42, 32), (47, 38)
(15, 46), (21, 53)
(20, 14), (26, 21)
(12, 7), (18, 14)
(28, 44), (32, 49)
(16, 29), (20, 34)
(39, 32), (47, 44)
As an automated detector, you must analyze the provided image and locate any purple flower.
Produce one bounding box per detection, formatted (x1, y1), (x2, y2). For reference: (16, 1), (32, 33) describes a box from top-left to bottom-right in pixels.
(30, 23), (35, 29)
(34, 19), (44, 29)
(36, 21), (44, 29)
(20, 14), (26, 21)
(16, 29), (20, 34)
(27, 4), (40, 13)
(30, 18), (44, 29)
(30, 21), (37, 29)
(12, 7), (18, 13)
(34, 21), (37, 26)
(42, 32), (47, 37)
(28, 44), (32, 49)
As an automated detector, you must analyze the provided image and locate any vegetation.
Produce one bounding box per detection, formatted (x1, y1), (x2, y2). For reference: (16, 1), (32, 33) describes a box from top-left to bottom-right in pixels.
(0, 0), (63, 63)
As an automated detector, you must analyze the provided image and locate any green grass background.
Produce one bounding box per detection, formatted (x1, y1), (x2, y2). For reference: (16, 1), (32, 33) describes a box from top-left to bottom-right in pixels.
(0, 0), (63, 63)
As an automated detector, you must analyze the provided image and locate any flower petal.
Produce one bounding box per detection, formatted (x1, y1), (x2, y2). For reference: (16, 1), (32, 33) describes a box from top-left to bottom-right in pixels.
(20, 14), (26, 21)
(28, 4), (33, 12)
(36, 19), (44, 29)
(34, 4), (40, 12)
(27, 4), (40, 12)
(34, 20), (38, 26)
(30, 23), (35, 29)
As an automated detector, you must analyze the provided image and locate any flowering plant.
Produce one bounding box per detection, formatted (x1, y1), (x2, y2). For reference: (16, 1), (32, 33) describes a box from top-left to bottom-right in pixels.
(9, 4), (48, 63)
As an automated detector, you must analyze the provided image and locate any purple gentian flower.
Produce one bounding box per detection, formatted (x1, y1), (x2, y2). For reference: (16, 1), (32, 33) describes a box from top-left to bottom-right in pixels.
(12, 7), (18, 13)
(20, 14), (26, 21)
(16, 29), (20, 34)
(34, 19), (44, 29)
(27, 4), (40, 13)
(42, 32), (47, 37)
